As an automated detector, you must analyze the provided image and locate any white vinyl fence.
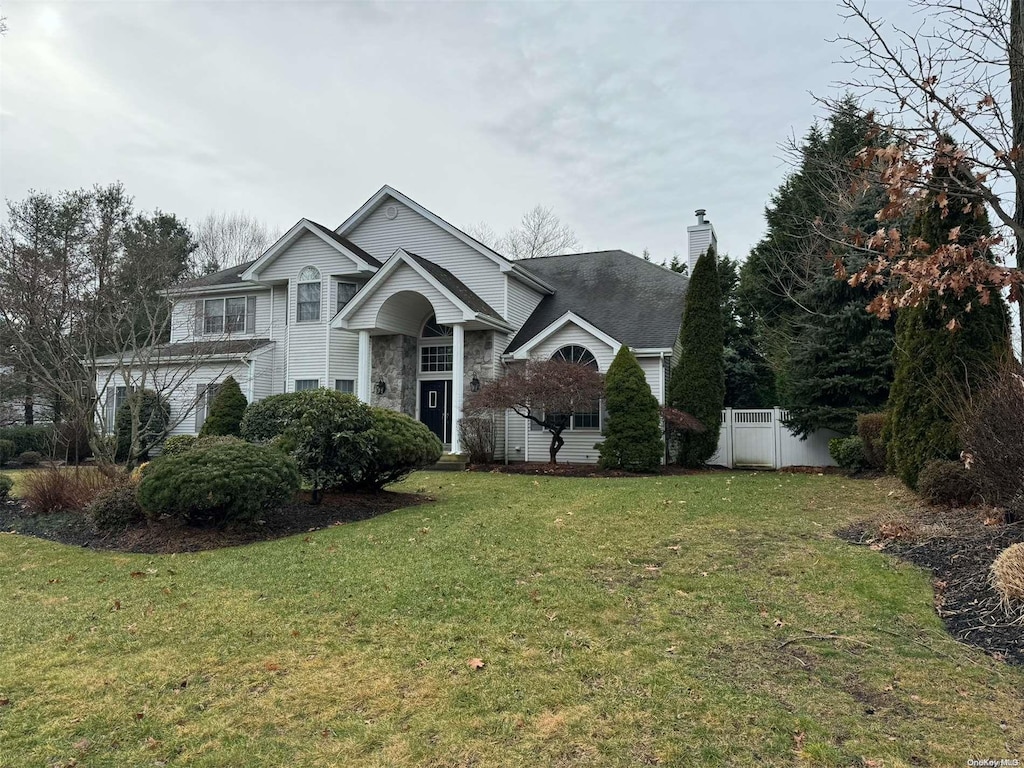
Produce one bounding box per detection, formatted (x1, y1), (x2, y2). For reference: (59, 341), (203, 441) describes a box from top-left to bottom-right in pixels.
(709, 408), (839, 469)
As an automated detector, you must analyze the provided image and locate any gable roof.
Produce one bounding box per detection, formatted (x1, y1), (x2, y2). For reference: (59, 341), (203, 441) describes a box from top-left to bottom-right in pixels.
(336, 185), (554, 295)
(333, 248), (508, 329)
(239, 218), (381, 282)
(505, 250), (688, 354)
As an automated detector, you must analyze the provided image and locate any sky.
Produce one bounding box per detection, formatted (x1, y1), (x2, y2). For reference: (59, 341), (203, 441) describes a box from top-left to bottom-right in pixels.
(0, 0), (919, 264)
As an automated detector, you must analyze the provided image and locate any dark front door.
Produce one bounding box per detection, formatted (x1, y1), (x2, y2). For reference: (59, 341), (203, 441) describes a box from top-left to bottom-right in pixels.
(419, 380), (451, 444)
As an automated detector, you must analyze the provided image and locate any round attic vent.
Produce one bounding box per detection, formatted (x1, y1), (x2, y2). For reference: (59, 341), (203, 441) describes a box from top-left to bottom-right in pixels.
(384, 204), (398, 220)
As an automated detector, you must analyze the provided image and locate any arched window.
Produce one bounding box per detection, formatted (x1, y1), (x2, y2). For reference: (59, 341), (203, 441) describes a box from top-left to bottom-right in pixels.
(297, 266), (321, 322)
(552, 345), (598, 370)
(420, 314), (454, 372)
(421, 314), (453, 338)
(549, 345), (600, 429)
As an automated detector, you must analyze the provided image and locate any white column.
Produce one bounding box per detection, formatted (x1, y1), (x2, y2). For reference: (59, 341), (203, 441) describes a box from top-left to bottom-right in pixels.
(357, 330), (371, 403)
(450, 323), (464, 454)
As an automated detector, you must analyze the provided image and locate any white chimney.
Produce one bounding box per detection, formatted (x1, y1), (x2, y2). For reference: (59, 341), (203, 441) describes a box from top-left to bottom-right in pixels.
(686, 208), (717, 275)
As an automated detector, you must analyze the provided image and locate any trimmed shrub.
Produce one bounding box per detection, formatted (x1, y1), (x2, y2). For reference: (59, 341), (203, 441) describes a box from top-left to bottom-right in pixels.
(0, 425), (54, 456)
(200, 376), (248, 437)
(916, 459), (981, 507)
(18, 451), (41, 466)
(240, 393), (307, 443)
(87, 483), (144, 531)
(161, 434), (198, 457)
(137, 437), (300, 525)
(990, 543), (1024, 618)
(359, 409), (442, 491)
(0, 474), (12, 500)
(669, 246), (725, 466)
(599, 346), (663, 472)
(21, 467), (115, 515)
(857, 412), (887, 471)
(458, 416), (495, 465)
(828, 436), (866, 472)
(0, 439), (15, 466)
(115, 389), (170, 463)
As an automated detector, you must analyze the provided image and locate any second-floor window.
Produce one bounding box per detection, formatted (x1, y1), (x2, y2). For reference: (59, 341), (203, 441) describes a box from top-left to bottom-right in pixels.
(336, 281), (358, 314)
(203, 297), (249, 334)
(297, 266), (321, 322)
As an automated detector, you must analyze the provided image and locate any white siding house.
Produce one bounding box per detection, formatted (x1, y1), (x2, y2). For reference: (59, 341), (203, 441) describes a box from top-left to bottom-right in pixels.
(96, 185), (699, 463)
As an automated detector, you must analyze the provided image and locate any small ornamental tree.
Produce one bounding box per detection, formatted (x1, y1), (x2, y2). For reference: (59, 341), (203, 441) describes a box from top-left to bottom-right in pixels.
(670, 245), (725, 467)
(598, 346), (663, 472)
(467, 359), (604, 464)
(200, 376), (247, 437)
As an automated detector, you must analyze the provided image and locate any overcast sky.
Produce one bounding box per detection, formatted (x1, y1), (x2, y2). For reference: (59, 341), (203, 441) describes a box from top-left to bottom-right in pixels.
(1, 0), (917, 264)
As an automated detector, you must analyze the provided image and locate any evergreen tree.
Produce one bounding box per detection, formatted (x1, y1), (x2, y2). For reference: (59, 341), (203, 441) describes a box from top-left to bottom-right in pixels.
(886, 145), (1012, 489)
(670, 245), (725, 466)
(598, 346), (663, 471)
(718, 255), (776, 408)
(200, 376), (248, 437)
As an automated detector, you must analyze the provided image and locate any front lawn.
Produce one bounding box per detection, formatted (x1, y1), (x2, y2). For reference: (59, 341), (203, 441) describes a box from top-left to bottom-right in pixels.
(1, 472), (1020, 766)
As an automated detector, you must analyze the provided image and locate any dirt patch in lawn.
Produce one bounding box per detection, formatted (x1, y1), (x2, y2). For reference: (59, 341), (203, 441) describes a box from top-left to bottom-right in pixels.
(838, 505), (1024, 666)
(0, 490), (428, 554)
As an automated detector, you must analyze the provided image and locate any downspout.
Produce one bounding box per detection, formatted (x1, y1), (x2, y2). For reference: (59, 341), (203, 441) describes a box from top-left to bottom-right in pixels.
(504, 408), (509, 465)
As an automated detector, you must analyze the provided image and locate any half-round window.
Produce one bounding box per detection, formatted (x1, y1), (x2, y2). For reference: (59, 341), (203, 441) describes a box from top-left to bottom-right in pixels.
(421, 314), (453, 338)
(297, 266), (322, 322)
(551, 344), (598, 370)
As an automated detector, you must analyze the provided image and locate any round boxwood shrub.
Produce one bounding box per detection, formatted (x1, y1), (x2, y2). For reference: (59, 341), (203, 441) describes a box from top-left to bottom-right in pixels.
(0, 474), (13, 500)
(161, 434), (197, 457)
(829, 436), (866, 473)
(138, 437), (300, 525)
(0, 439), (15, 466)
(917, 459), (981, 507)
(240, 392), (309, 443)
(200, 376), (248, 437)
(18, 450), (41, 467)
(359, 408), (443, 490)
(88, 483), (144, 531)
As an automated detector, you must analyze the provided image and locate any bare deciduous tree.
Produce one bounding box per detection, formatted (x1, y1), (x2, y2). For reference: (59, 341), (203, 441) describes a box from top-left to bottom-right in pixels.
(830, 0), (1024, 358)
(191, 212), (279, 275)
(468, 205), (579, 260)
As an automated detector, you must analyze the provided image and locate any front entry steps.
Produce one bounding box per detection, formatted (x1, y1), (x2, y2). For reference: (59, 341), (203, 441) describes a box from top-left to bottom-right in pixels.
(430, 453), (468, 472)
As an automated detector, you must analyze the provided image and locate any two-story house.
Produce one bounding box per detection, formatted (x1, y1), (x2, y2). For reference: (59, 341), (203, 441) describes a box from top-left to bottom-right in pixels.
(94, 185), (714, 463)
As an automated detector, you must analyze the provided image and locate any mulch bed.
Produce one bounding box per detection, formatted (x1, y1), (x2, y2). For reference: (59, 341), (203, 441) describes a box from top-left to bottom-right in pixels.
(0, 490), (427, 554)
(838, 507), (1024, 665)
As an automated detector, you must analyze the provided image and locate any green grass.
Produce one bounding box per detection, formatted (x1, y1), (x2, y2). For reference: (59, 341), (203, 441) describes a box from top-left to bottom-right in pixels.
(2, 468), (32, 497)
(1, 471), (1021, 767)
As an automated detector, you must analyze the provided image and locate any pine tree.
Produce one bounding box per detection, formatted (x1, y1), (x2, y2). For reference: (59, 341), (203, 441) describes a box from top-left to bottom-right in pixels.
(886, 144), (1012, 488)
(670, 245), (725, 466)
(598, 346), (663, 471)
(200, 376), (248, 437)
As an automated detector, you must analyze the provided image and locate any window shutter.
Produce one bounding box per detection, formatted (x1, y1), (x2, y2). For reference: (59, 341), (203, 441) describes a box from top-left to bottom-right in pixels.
(105, 390), (114, 435)
(194, 384), (206, 432)
(194, 299), (204, 336)
(246, 296), (256, 334)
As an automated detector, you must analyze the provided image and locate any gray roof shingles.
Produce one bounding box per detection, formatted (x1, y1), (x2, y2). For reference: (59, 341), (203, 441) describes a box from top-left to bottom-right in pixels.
(403, 251), (502, 319)
(93, 339), (273, 364)
(505, 250), (688, 353)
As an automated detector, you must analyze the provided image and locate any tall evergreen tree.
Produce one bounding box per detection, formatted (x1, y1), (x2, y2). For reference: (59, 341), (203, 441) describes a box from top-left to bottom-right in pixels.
(886, 144), (1013, 489)
(598, 346), (663, 471)
(719, 255), (776, 408)
(670, 245), (725, 466)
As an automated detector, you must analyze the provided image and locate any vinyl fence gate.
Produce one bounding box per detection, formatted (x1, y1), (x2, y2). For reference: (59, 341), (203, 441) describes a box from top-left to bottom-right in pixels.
(709, 408), (839, 469)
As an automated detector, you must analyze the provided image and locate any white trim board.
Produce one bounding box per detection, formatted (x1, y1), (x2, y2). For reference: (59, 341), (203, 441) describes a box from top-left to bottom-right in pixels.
(240, 219), (378, 282)
(505, 311), (622, 359)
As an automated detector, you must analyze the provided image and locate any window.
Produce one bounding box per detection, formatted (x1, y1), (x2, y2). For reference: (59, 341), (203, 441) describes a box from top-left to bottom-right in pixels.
(204, 299), (224, 334)
(225, 297), (246, 333)
(297, 266), (321, 322)
(295, 379), (319, 391)
(550, 345), (600, 430)
(421, 345), (454, 372)
(422, 314), (453, 338)
(335, 379), (354, 394)
(336, 281), (358, 314)
(106, 385), (128, 434)
(194, 383), (221, 432)
(203, 297), (250, 335)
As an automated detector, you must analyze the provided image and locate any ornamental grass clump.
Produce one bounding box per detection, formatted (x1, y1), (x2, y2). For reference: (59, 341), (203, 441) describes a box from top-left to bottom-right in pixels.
(990, 543), (1024, 621)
